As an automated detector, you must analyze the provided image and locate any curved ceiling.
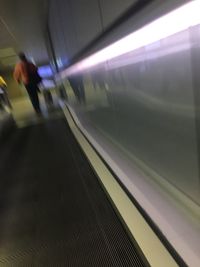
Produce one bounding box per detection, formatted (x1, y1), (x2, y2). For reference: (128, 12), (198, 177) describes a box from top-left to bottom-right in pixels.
(0, 0), (49, 71)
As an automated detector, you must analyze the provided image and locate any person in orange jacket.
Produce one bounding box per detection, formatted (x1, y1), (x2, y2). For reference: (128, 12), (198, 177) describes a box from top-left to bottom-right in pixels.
(14, 52), (41, 114)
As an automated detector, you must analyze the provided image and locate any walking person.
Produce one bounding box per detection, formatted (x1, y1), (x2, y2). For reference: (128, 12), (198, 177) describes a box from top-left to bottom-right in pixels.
(68, 74), (85, 104)
(14, 52), (42, 114)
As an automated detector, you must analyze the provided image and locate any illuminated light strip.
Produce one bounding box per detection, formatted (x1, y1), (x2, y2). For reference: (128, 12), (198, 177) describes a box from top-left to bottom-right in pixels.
(106, 43), (191, 70)
(59, 0), (200, 79)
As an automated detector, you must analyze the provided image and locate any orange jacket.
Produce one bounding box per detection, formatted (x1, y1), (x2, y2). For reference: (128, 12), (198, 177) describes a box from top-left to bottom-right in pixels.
(14, 61), (37, 85)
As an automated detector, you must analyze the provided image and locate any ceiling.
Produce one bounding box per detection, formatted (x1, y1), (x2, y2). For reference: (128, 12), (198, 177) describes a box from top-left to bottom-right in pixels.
(0, 0), (49, 72)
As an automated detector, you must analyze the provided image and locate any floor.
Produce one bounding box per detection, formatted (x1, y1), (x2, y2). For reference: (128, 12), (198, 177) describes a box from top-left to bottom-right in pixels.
(0, 101), (147, 266)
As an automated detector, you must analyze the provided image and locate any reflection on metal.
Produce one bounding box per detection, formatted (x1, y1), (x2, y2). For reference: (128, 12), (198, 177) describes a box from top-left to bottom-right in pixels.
(58, 0), (200, 79)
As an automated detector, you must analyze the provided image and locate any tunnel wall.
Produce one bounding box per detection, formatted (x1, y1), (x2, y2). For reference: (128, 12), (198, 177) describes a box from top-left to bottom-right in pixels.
(48, 0), (136, 66)
(48, 0), (200, 206)
(2, 71), (23, 99)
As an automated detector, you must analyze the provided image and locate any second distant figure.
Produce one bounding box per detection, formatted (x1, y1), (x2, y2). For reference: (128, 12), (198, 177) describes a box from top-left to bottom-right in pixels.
(14, 52), (42, 114)
(68, 75), (85, 104)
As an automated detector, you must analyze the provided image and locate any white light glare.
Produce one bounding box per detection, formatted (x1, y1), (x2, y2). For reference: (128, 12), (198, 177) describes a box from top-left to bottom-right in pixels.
(60, 0), (200, 79)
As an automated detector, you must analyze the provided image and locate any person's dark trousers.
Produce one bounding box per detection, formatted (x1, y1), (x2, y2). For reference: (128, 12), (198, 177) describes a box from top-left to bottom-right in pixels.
(25, 83), (41, 112)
